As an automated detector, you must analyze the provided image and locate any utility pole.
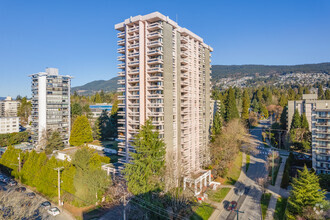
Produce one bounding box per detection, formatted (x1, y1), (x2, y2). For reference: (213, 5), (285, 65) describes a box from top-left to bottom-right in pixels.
(123, 193), (126, 220)
(272, 149), (275, 185)
(54, 167), (64, 207)
(18, 152), (21, 183)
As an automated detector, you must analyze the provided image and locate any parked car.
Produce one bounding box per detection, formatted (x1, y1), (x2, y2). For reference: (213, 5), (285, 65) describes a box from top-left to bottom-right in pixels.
(224, 201), (231, 211)
(15, 187), (26, 192)
(40, 201), (51, 209)
(8, 180), (17, 186)
(230, 201), (238, 210)
(26, 192), (36, 199)
(47, 207), (60, 216)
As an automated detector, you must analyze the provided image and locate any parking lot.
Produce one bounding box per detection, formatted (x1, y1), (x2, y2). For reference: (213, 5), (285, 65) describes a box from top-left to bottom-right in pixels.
(0, 172), (67, 219)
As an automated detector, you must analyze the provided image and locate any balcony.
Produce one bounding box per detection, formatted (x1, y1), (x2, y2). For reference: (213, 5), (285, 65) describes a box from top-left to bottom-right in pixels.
(147, 103), (164, 107)
(148, 49), (162, 56)
(148, 23), (163, 31)
(147, 40), (163, 47)
(315, 137), (330, 142)
(181, 44), (188, 51)
(128, 78), (140, 83)
(128, 95), (139, 100)
(118, 71), (125, 77)
(128, 26), (139, 33)
(118, 111), (125, 116)
(128, 69), (139, 75)
(181, 66), (189, 72)
(117, 87), (125, 92)
(315, 123), (330, 127)
(118, 79), (125, 85)
(118, 95), (125, 100)
(148, 94), (164, 99)
(128, 52), (139, 58)
(128, 60), (139, 67)
(118, 123), (125, 128)
(147, 76), (163, 82)
(181, 74), (188, 79)
(117, 55), (125, 61)
(118, 63), (125, 69)
(128, 112), (140, 116)
(315, 130), (329, 134)
(118, 151), (127, 157)
(129, 103), (140, 107)
(128, 35), (139, 41)
(148, 112), (164, 117)
(128, 86), (140, 91)
(147, 58), (163, 65)
(117, 32), (125, 38)
(117, 47), (125, 54)
(181, 59), (188, 65)
(118, 39), (125, 46)
(181, 37), (189, 43)
(147, 67), (163, 73)
(148, 85), (164, 90)
(128, 44), (139, 49)
(315, 116), (330, 119)
(147, 31), (163, 39)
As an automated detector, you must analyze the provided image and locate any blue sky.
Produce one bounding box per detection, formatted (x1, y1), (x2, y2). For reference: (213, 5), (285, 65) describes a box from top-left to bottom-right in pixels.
(1, 0), (330, 97)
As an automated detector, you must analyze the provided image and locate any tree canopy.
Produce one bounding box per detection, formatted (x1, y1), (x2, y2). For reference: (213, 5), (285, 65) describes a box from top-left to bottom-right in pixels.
(69, 115), (93, 146)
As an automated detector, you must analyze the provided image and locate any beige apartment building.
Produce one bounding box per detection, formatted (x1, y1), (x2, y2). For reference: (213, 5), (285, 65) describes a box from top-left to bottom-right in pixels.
(115, 12), (213, 183)
(0, 96), (20, 117)
(0, 117), (19, 134)
(288, 94), (330, 174)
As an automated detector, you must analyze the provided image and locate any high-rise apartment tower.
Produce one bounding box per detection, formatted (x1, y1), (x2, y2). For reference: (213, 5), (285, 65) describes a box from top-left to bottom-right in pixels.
(29, 68), (72, 148)
(115, 12), (213, 181)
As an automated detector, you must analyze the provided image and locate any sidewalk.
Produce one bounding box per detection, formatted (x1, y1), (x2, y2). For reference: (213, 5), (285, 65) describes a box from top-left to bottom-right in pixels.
(208, 152), (246, 220)
(265, 154), (288, 220)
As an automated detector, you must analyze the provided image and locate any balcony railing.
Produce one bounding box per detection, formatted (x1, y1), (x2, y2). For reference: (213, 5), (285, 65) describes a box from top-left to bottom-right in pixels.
(128, 78), (139, 83)
(117, 32), (125, 38)
(118, 71), (125, 77)
(147, 32), (163, 39)
(118, 63), (125, 69)
(147, 58), (163, 64)
(117, 48), (125, 54)
(147, 67), (163, 73)
(147, 76), (163, 81)
(147, 40), (162, 47)
(128, 44), (139, 49)
(148, 49), (162, 56)
(117, 39), (125, 45)
(128, 52), (139, 58)
(117, 55), (125, 61)
(128, 27), (139, 32)
(128, 60), (139, 66)
(148, 23), (163, 30)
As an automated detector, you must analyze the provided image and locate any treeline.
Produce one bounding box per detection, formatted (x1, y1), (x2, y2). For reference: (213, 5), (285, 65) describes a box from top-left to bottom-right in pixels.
(0, 132), (29, 147)
(71, 90), (117, 105)
(211, 62), (330, 80)
(0, 146), (110, 206)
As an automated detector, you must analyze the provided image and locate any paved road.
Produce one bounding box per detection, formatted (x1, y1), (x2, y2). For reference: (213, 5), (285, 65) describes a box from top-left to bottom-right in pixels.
(0, 173), (74, 220)
(211, 120), (270, 220)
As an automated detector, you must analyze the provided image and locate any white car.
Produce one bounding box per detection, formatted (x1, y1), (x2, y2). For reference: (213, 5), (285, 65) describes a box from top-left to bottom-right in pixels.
(47, 207), (60, 216)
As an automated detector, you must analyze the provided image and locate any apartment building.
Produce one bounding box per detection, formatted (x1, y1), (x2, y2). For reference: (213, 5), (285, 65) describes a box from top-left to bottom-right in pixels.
(0, 117), (19, 134)
(29, 68), (72, 147)
(288, 94), (330, 174)
(0, 96), (20, 117)
(115, 12), (213, 182)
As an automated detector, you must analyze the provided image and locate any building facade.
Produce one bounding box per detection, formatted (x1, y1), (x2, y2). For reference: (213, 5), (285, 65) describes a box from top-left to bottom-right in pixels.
(0, 96), (20, 117)
(0, 117), (19, 134)
(29, 68), (72, 147)
(115, 12), (213, 181)
(89, 104), (113, 119)
(288, 94), (330, 174)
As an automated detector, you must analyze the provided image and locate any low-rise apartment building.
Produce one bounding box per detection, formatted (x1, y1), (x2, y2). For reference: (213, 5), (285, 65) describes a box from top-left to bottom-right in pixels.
(0, 96), (20, 117)
(0, 117), (19, 134)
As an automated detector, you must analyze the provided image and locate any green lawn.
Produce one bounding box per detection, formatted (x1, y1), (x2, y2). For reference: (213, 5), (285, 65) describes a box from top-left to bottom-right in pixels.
(261, 193), (272, 220)
(246, 153), (250, 172)
(274, 197), (288, 220)
(223, 151), (243, 185)
(190, 202), (214, 220)
(208, 187), (231, 203)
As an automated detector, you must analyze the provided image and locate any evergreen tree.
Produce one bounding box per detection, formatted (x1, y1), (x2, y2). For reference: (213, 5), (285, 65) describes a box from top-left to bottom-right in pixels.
(123, 120), (166, 195)
(288, 88), (296, 100)
(280, 106), (288, 130)
(286, 166), (325, 219)
(260, 104), (269, 118)
(278, 94), (288, 107)
(224, 87), (239, 122)
(94, 92), (102, 103)
(45, 130), (64, 154)
(318, 85), (324, 100)
(99, 90), (105, 103)
(290, 109), (301, 130)
(212, 109), (222, 137)
(69, 115), (93, 146)
(35, 156), (59, 197)
(241, 90), (250, 120)
(82, 104), (92, 118)
(251, 98), (260, 113)
(21, 150), (39, 185)
(71, 103), (82, 118)
(256, 89), (263, 103)
(324, 89), (330, 100)
(92, 119), (101, 140)
(301, 113), (309, 130)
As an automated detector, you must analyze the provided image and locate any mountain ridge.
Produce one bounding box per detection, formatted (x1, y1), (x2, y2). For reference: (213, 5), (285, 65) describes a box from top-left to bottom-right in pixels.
(71, 62), (330, 94)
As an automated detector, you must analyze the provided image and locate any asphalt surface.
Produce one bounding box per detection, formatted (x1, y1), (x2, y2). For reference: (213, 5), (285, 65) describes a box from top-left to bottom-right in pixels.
(0, 173), (73, 220)
(220, 120), (270, 220)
